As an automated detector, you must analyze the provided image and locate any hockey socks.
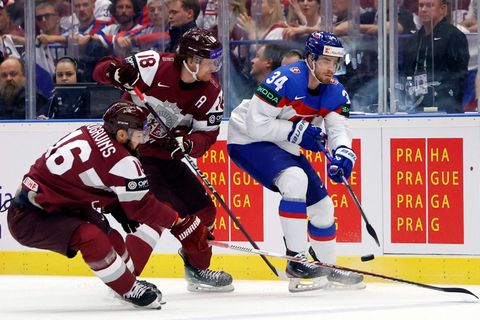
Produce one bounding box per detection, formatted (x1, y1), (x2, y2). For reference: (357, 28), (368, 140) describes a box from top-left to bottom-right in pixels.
(69, 223), (135, 295)
(279, 199), (308, 253)
(308, 221), (336, 264)
(125, 224), (162, 275)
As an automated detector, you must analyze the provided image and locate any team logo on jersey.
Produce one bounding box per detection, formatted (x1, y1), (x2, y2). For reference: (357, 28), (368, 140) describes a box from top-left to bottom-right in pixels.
(340, 104), (351, 118)
(256, 84), (281, 106)
(126, 177), (149, 192)
(289, 67), (301, 74)
(207, 112), (222, 126)
(147, 100), (183, 139)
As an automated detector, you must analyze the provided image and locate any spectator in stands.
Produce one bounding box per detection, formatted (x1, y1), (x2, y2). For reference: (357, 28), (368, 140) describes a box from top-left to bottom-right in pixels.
(68, 0), (110, 81)
(250, 43), (286, 85)
(236, 0), (287, 40)
(35, 1), (68, 45)
(461, 0), (477, 32)
(38, 56), (89, 119)
(403, 0), (469, 113)
(0, 1), (24, 37)
(332, 0), (415, 35)
(283, 0), (322, 40)
(0, 57), (48, 119)
(166, 0), (200, 52)
(95, 0), (114, 24)
(281, 48), (302, 66)
(96, 0), (143, 56)
(124, 0), (170, 52)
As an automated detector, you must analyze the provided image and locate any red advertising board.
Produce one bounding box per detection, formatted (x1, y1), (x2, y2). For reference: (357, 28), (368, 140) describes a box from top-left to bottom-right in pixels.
(197, 141), (264, 241)
(197, 141), (230, 240)
(390, 138), (464, 244)
(427, 138), (463, 244)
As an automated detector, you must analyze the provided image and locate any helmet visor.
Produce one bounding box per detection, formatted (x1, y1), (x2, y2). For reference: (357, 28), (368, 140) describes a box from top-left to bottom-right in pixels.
(127, 120), (150, 144)
(196, 55), (223, 73)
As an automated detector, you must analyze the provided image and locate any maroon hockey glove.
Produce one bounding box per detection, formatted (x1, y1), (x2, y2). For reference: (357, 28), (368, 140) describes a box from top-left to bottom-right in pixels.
(170, 215), (213, 253)
(106, 62), (139, 90)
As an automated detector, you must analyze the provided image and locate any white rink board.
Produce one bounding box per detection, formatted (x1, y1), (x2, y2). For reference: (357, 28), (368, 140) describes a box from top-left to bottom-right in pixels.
(1, 117), (480, 257)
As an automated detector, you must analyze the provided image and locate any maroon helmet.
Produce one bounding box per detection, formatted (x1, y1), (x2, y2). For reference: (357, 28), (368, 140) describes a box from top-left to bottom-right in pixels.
(103, 100), (149, 135)
(177, 28), (222, 60)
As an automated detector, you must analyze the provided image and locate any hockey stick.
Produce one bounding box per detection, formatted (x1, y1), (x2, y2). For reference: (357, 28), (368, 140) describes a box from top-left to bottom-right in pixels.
(210, 240), (479, 299)
(132, 87), (281, 278)
(317, 141), (380, 247)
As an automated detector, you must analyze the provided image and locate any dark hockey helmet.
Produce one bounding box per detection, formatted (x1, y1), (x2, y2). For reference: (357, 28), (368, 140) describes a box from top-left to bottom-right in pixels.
(103, 100), (149, 135)
(304, 31), (344, 61)
(177, 28), (223, 60)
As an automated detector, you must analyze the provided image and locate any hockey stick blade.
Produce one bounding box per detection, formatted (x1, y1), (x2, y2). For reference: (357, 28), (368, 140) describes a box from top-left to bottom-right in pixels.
(132, 87), (281, 278)
(317, 141), (380, 247)
(210, 240), (479, 299)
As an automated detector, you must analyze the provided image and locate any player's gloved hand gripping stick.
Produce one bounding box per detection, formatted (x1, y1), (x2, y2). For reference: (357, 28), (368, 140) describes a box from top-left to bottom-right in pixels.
(133, 87), (283, 278)
(316, 139), (381, 247)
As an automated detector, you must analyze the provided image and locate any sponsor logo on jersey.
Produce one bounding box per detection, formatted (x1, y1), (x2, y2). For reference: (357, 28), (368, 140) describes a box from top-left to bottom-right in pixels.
(256, 84), (281, 106)
(340, 103), (351, 118)
(289, 67), (301, 74)
(207, 112), (222, 126)
(125, 177), (149, 192)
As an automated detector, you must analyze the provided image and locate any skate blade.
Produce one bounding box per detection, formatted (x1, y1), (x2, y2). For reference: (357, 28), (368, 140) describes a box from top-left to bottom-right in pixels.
(288, 276), (328, 293)
(187, 283), (235, 293)
(324, 281), (367, 291)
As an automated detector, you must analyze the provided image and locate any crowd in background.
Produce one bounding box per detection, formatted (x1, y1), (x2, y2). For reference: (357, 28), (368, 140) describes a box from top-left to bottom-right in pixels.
(0, 0), (478, 119)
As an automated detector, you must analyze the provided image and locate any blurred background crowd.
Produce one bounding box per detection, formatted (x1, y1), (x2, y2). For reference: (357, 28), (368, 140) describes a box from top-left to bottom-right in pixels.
(0, 0), (478, 119)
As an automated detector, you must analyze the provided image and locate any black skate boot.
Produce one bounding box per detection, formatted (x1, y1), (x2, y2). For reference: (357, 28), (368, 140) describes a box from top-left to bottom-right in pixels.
(285, 248), (329, 292)
(122, 280), (164, 309)
(179, 249), (234, 292)
(309, 247), (365, 290)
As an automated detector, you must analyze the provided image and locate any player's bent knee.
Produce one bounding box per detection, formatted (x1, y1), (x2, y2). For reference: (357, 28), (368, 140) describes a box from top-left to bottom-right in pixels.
(275, 167), (308, 199)
(308, 196), (335, 228)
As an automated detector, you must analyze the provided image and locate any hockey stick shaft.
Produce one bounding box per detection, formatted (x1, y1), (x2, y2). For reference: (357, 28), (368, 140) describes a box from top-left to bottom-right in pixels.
(210, 240), (479, 299)
(133, 87), (280, 277)
(318, 142), (380, 247)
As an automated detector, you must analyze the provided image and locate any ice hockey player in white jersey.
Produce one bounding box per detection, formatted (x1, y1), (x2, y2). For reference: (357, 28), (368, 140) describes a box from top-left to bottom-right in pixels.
(227, 31), (365, 292)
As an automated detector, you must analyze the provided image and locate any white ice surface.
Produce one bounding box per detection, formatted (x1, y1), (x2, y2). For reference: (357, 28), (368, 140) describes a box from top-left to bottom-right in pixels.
(0, 276), (479, 320)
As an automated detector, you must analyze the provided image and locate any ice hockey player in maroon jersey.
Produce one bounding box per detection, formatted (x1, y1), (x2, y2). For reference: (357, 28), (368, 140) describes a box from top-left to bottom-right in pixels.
(93, 28), (232, 292)
(7, 101), (214, 309)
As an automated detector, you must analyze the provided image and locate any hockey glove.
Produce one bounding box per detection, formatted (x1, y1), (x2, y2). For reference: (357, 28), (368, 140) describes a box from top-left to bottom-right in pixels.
(107, 203), (140, 233)
(170, 215), (213, 253)
(107, 62), (139, 90)
(159, 130), (193, 160)
(327, 146), (357, 183)
(287, 120), (323, 152)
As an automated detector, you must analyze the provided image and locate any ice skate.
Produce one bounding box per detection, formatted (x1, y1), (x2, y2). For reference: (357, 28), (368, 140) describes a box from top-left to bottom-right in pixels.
(179, 249), (234, 292)
(309, 247), (366, 290)
(122, 280), (164, 309)
(285, 249), (329, 292)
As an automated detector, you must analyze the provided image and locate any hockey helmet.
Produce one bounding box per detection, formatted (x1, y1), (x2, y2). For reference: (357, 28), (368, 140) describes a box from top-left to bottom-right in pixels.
(103, 100), (149, 137)
(178, 28), (222, 60)
(304, 31), (344, 61)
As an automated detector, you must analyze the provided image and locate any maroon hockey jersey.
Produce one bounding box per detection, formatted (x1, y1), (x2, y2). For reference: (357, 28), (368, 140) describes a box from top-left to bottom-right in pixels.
(21, 124), (177, 228)
(93, 51), (224, 160)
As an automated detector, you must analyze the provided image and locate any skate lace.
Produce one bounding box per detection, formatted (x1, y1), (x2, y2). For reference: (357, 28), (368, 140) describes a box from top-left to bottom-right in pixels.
(198, 269), (222, 280)
(331, 269), (351, 277)
(295, 253), (316, 269)
(125, 281), (148, 299)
